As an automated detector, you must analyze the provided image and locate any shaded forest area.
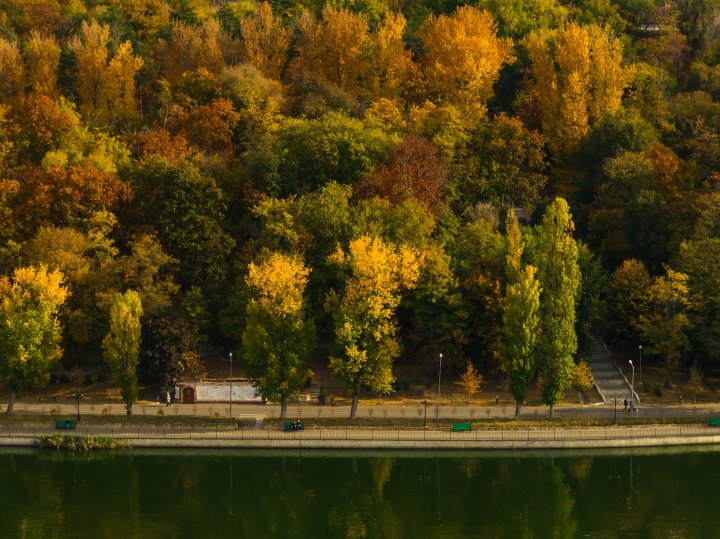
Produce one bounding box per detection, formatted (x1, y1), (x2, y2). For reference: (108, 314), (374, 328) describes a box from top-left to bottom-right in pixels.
(1, 0), (719, 412)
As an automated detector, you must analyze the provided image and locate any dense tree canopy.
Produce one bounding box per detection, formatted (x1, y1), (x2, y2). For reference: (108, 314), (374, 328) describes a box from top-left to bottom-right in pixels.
(1, 0), (719, 408)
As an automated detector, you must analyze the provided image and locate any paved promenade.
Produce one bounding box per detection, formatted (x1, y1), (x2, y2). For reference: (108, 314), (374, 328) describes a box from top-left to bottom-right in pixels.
(3, 423), (720, 450)
(3, 399), (720, 450)
(5, 400), (720, 421)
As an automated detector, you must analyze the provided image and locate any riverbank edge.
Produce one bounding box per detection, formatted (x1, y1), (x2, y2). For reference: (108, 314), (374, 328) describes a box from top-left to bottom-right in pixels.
(3, 433), (720, 450)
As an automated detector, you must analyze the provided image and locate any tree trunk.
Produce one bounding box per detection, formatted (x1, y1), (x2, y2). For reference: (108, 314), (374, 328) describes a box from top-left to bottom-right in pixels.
(350, 393), (359, 420)
(548, 402), (554, 419)
(514, 401), (522, 420)
(6, 392), (15, 415)
(126, 401), (132, 416)
(280, 398), (287, 419)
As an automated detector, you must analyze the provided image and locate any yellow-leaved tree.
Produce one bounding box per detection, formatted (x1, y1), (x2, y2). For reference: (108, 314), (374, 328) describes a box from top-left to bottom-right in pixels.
(0, 37), (24, 103)
(0, 265), (68, 414)
(242, 252), (315, 419)
(327, 236), (423, 419)
(293, 6), (371, 96)
(25, 32), (60, 97)
(524, 23), (629, 156)
(238, 1), (290, 81)
(416, 6), (514, 108)
(368, 10), (414, 100)
(158, 19), (225, 83)
(69, 20), (144, 122)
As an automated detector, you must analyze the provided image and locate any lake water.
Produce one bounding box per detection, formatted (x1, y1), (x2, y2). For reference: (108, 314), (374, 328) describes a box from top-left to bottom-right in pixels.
(0, 446), (716, 538)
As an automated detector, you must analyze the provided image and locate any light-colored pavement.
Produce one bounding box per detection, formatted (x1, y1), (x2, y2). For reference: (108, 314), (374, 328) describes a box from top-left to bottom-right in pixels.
(5, 400), (720, 421)
(3, 423), (720, 450)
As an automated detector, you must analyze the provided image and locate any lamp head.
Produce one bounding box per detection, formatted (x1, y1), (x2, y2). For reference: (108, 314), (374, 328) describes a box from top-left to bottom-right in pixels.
(629, 360), (633, 365)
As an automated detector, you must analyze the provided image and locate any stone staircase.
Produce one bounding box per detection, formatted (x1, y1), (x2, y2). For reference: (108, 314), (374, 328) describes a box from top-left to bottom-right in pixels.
(587, 340), (639, 404)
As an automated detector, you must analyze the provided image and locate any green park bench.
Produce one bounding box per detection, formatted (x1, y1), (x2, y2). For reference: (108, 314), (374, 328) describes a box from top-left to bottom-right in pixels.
(708, 418), (720, 427)
(284, 421), (304, 432)
(55, 419), (75, 430)
(526, 400), (544, 406)
(452, 423), (472, 432)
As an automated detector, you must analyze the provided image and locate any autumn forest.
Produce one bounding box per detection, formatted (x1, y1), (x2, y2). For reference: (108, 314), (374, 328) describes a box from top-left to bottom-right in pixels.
(0, 0), (717, 416)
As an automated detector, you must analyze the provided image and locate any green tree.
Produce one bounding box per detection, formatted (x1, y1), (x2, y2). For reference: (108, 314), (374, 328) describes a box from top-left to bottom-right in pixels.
(476, 0), (567, 38)
(535, 198), (580, 417)
(0, 266), (68, 414)
(637, 267), (691, 386)
(327, 236), (422, 419)
(254, 112), (395, 196)
(575, 242), (607, 355)
(139, 314), (202, 387)
(103, 290), (143, 416)
(499, 209), (541, 419)
(128, 157), (234, 286)
(242, 253), (315, 419)
(606, 259), (651, 344)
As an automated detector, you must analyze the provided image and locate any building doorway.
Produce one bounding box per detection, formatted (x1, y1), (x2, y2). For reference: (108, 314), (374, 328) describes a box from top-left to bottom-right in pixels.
(182, 386), (195, 404)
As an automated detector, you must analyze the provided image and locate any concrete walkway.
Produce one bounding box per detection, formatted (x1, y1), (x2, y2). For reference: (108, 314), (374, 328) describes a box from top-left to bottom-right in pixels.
(4, 400), (720, 421)
(3, 424), (720, 450)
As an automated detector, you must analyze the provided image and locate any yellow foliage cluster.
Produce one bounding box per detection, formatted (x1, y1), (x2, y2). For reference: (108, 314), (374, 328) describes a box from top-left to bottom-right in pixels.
(417, 6), (514, 106)
(0, 265), (68, 308)
(238, 2), (290, 81)
(330, 235), (422, 319)
(159, 19), (225, 83)
(246, 252), (310, 317)
(0, 37), (24, 101)
(526, 23), (628, 155)
(25, 32), (61, 98)
(69, 20), (144, 121)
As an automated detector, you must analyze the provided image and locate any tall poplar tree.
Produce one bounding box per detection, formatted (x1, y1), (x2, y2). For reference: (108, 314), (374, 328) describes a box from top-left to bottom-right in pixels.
(536, 198), (580, 417)
(103, 290), (143, 416)
(243, 252), (315, 419)
(499, 209), (541, 419)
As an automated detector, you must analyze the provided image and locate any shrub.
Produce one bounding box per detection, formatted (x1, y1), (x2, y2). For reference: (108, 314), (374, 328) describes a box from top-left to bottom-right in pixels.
(36, 435), (126, 451)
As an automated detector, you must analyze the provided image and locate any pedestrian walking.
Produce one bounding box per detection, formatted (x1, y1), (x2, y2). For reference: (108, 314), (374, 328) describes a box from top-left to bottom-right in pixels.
(624, 398), (628, 412)
(166, 391), (171, 407)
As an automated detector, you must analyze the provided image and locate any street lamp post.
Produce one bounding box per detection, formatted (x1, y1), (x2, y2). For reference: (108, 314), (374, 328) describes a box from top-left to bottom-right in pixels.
(73, 392), (83, 422)
(612, 395), (619, 425)
(422, 399), (429, 428)
(229, 352), (233, 419)
(638, 345), (643, 387)
(436, 353), (443, 424)
(629, 360), (635, 416)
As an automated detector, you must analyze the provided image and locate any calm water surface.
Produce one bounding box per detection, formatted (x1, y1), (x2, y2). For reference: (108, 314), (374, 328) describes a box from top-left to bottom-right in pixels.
(0, 446), (717, 538)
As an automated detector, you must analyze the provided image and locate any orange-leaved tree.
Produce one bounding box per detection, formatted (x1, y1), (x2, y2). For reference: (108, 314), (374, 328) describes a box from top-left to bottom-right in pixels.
(416, 6), (514, 108)
(524, 23), (629, 156)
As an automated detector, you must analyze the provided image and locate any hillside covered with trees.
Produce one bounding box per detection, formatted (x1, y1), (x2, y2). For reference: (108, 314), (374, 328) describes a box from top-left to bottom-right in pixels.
(0, 0), (718, 415)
